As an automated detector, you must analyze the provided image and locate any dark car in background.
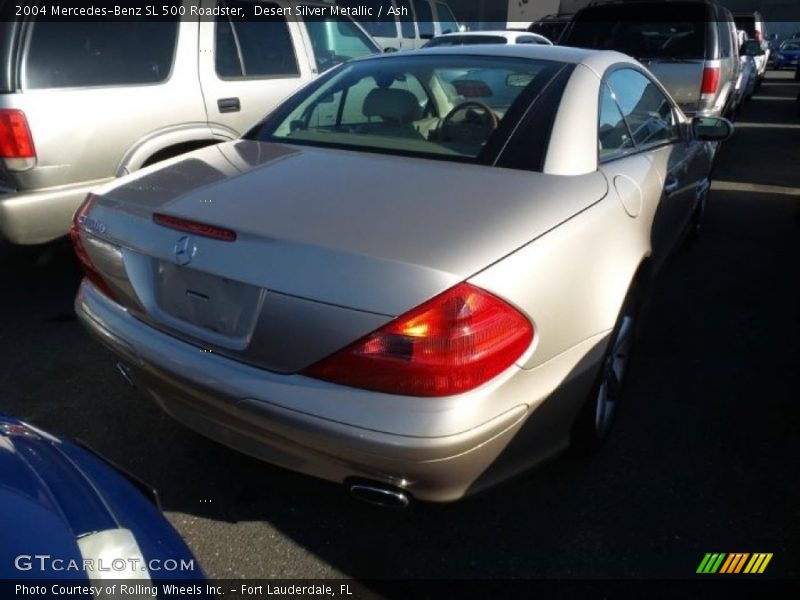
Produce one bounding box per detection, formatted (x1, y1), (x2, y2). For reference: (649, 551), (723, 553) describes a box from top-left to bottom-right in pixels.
(560, 0), (741, 119)
(527, 13), (574, 44)
(773, 40), (800, 70)
(0, 415), (205, 588)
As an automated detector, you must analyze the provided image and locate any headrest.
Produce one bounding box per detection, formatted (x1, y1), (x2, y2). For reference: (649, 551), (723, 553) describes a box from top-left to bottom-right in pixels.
(362, 88), (420, 122)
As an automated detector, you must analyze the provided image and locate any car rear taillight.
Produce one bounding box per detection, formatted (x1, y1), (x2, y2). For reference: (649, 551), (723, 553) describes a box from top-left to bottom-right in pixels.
(754, 31), (762, 43)
(701, 66), (721, 98)
(0, 109), (36, 169)
(304, 283), (534, 397)
(153, 213), (237, 242)
(70, 194), (117, 301)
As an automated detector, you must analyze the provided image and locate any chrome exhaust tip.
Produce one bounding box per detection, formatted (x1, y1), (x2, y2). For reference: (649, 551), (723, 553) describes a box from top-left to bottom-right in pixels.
(116, 362), (136, 389)
(349, 481), (410, 508)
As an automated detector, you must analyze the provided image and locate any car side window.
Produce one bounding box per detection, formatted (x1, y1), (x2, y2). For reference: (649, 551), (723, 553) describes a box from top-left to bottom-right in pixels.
(435, 2), (460, 35)
(215, 2), (300, 79)
(396, 0), (417, 38)
(339, 0), (396, 38)
(606, 68), (680, 148)
(598, 84), (634, 160)
(413, 0), (435, 38)
(304, 19), (379, 72)
(717, 16), (732, 58)
(23, 17), (179, 89)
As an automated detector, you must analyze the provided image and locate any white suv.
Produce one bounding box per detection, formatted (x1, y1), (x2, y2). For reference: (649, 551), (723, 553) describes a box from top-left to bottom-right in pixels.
(0, 0), (379, 244)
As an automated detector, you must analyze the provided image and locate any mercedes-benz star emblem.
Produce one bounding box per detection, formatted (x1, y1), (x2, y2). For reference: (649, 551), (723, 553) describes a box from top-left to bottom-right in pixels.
(174, 236), (196, 266)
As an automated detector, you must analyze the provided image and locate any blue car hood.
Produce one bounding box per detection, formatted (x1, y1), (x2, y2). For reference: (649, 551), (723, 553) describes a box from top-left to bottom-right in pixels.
(0, 415), (202, 582)
(0, 420), (92, 579)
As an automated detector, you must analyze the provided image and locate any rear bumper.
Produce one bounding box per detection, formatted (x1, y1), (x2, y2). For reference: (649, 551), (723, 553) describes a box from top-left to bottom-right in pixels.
(0, 179), (110, 244)
(76, 281), (602, 502)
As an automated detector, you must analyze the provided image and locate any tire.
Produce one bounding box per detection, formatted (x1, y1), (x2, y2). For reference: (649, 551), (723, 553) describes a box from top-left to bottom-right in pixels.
(572, 280), (642, 450)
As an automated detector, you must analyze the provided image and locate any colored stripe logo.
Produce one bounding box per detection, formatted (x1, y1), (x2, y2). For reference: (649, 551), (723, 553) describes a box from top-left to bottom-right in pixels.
(697, 553), (773, 574)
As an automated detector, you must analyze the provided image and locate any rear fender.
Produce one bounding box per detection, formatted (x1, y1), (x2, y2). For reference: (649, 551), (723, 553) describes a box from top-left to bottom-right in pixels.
(116, 125), (224, 177)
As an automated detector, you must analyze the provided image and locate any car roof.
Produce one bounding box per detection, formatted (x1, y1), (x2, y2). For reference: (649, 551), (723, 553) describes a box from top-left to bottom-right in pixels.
(536, 12), (574, 21)
(434, 30), (538, 38)
(429, 31), (553, 44)
(373, 44), (634, 75)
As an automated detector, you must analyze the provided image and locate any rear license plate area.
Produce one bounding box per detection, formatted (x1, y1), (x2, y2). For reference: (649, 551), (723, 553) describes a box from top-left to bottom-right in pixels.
(155, 261), (262, 339)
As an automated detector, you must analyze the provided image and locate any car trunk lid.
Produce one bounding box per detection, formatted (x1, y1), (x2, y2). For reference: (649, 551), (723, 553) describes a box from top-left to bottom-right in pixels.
(80, 140), (608, 372)
(642, 60), (705, 115)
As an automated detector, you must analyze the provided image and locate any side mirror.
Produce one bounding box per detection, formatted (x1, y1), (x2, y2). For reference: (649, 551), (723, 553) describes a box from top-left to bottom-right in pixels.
(693, 116), (734, 142)
(383, 47), (399, 53)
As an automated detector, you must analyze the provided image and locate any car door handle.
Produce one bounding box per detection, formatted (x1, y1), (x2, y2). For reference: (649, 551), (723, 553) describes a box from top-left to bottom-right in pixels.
(217, 97), (241, 113)
(664, 175), (680, 196)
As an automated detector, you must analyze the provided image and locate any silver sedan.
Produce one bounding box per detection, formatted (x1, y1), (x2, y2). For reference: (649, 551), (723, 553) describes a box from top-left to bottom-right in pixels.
(73, 46), (732, 505)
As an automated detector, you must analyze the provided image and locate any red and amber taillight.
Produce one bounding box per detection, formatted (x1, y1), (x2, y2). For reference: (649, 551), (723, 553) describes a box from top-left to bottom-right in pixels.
(70, 194), (117, 301)
(700, 66), (721, 102)
(0, 109), (36, 170)
(304, 283), (534, 397)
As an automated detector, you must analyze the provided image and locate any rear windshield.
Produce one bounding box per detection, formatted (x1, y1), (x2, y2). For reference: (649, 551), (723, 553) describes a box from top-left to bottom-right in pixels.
(425, 35), (508, 47)
(563, 3), (711, 60)
(249, 55), (563, 164)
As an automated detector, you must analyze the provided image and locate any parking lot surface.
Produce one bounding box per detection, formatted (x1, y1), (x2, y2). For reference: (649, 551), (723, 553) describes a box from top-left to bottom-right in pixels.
(1, 71), (798, 581)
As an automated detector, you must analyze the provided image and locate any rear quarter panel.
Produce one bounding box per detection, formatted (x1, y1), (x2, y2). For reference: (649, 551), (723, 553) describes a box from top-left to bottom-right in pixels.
(471, 156), (660, 370)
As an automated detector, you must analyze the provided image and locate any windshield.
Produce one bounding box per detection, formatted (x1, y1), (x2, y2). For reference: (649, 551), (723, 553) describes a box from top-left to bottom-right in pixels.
(304, 16), (380, 72)
(251, 55), (562, 162)
(781, 42), (800, 51)
(425, 35), (508, 47)
(564, 4), (710, 60)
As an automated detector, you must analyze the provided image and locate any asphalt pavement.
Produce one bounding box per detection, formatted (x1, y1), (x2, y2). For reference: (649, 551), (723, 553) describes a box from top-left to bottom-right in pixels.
(1, 70), (798, 582)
